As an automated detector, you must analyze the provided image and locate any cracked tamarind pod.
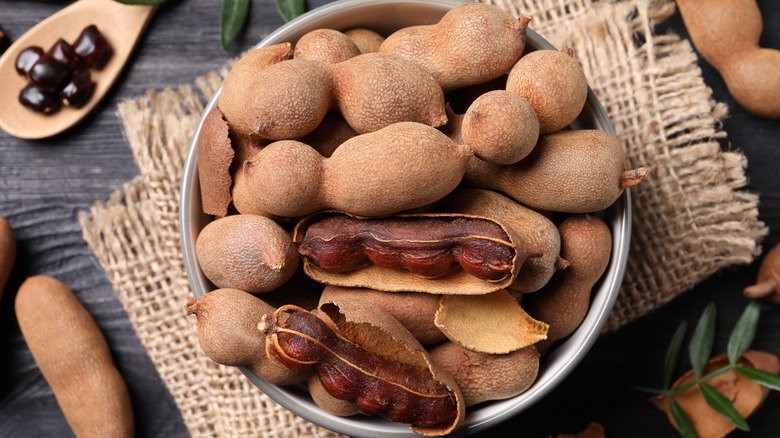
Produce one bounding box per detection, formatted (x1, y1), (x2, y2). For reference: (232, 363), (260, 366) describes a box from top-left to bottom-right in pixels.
(259, 301), (465, 436)
(293, 211), (527, 294)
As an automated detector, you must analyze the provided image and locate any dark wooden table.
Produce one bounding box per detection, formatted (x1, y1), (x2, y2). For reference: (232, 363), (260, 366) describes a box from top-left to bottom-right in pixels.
(1, 1), (778, 437)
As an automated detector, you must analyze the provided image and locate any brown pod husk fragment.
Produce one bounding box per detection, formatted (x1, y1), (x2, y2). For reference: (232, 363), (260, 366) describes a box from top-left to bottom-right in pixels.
(184, 288), (307, 385)
(743, 242), (780, 303)
(427, 340), (540, 407)
(320, 284), (445, 345)
(294, 211), (526, 295)
(430, 189), (565, 293)
(435, 289), (548, 354)
(259, 301), (465, 435)
(650, 350), (780, 438)
(197, 107), (234, 217)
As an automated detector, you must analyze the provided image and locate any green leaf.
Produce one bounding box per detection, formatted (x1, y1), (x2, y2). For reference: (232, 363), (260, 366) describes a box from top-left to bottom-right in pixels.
(664, 322), (688, 389)
(736, 365), (780, 391)
(699, 382), (749, 431)
(728, 300), (761, 365)
(667, 395), (699, 438)
(275, 0), (305, 22)
(114, 0), (170, 5)
(221, 0), (250, 51)
(689, 302), (716, 378)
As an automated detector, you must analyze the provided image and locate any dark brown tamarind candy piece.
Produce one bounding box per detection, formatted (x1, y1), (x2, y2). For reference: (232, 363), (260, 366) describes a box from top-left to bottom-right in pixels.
(259, 305), (459, 429)
(298, 214), (515, 281)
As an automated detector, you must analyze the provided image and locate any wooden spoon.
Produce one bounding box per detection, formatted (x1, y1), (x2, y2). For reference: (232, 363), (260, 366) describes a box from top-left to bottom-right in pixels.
(0, 0), (156, 139)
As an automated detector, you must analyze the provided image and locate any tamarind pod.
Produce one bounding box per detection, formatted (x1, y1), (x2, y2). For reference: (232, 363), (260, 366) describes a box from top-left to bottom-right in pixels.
(298, 214), (515, 281)
(259, 305), (459, 430)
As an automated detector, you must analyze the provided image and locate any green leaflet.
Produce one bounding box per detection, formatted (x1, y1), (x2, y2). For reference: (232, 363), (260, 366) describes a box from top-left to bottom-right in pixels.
(664, 322), (688, 390)
(728, 300), (761, 365)
(275, 0), (305, 22)
(736, 365), (780, 391)
(221, 0), (250, 51)
(667, 395), (699, 438)
(698, 382), (749, 431)
(689, 302), (716, 378)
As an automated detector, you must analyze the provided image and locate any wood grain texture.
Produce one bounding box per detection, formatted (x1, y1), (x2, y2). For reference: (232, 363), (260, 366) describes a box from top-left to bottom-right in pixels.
(0, 1), (779, 437)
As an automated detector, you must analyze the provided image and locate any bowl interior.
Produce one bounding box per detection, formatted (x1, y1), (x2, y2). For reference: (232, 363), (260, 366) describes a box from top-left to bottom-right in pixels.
(180, 0), (630, 436)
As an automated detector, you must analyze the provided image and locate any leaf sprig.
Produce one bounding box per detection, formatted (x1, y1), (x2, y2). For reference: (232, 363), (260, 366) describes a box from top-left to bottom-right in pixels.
(114, 0), (306, 50)
(635, 300), (780, 437)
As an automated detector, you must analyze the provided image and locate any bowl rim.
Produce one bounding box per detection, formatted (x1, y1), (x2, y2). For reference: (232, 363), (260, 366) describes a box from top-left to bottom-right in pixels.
(180, 0), (631, 436)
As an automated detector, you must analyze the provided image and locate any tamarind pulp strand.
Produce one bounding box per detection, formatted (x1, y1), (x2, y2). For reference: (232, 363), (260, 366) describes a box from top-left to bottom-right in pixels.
(298, 214), (515, 281)
(259, 305), (459, 429)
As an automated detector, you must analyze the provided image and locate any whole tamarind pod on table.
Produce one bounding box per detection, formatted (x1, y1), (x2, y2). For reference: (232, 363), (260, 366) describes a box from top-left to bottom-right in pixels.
(379, 3), (530, 92)
(218, 53), (447, 141)
(184, 288), (307, 385)
(0, 216), (15, 299)
(464, 129), (648, 213)
(232, 122), (472, 218)
(676, 0), (780, 118)
(523, 215), (612, 355)
(293, 211), (528, 294)
(14, 275), (134, 438)
(259, 301), (465, 435)
(744, 242), (780, 303)
(430, 189), (567, 293)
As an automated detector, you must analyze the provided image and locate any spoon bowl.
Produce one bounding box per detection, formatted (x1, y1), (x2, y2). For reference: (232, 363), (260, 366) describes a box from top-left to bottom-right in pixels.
(0, 0), (155, 139)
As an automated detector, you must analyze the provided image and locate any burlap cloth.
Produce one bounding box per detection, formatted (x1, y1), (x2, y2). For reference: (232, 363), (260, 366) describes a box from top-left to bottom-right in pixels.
(78, 0), (768, 436)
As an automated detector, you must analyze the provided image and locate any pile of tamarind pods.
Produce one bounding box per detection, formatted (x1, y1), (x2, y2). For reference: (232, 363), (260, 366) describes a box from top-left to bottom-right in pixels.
(187, 3), (648, 435)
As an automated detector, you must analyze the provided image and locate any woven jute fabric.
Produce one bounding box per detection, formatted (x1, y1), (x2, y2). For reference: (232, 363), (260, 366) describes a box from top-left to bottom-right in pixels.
(78, 0), (767, 436)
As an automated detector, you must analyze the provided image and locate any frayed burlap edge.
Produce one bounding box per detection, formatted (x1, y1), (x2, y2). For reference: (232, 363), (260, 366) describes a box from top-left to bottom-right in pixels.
(78, 0), (767, 436)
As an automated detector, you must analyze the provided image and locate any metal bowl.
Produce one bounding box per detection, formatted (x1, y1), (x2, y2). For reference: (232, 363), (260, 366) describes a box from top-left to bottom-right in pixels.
(180, 0), (630, 436)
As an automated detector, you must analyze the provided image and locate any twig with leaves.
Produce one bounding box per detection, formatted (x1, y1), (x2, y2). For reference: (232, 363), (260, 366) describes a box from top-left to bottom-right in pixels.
(115, 0), (306, 50)
(635, 300), (780, 438)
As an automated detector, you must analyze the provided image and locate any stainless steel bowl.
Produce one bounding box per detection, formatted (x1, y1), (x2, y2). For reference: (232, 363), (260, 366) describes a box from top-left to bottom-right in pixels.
(181, 0), (630, 436)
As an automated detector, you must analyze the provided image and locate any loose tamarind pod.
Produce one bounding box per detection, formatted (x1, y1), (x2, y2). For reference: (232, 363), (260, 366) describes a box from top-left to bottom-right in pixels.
(379, 3), (530, 92)
(430, 189), (566, 293)
(319, 285), (446, 346)
(744, 242), (780, 303)
(217, 43), (295, 139)
(231, 122), (472, 218)
(259, 301), (464, 435)
(0, 216), (15, 299)
(427, 340), (540, 407)
(15, 276), (134, 438)
(184, 288), (308, 385)
(464, 129), (648, 213)
(523, 215), (612, 355)
(294, 28), (362, 63)
(294, 211), (528, 295)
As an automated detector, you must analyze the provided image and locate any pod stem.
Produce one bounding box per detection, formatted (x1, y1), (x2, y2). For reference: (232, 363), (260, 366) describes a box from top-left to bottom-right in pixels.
(620, 166), (649, 189)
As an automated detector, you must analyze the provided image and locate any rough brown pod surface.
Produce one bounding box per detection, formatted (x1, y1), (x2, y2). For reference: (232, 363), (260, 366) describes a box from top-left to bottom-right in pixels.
(197, 106), (234, 217)
(523, 215), (612, 354)
(464, 129), (648, 213)
(14, 275), (134, 438)
(184, 288), (307, 385)
(294, 28), (362, 63)
(195, 214), (299, 293)
(506, 48), (588, 133)
(217, 43), (295, 138)
(343, 28), (385, 54)
(380, 3), (529, 92)
(427, 340), (540, 407)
